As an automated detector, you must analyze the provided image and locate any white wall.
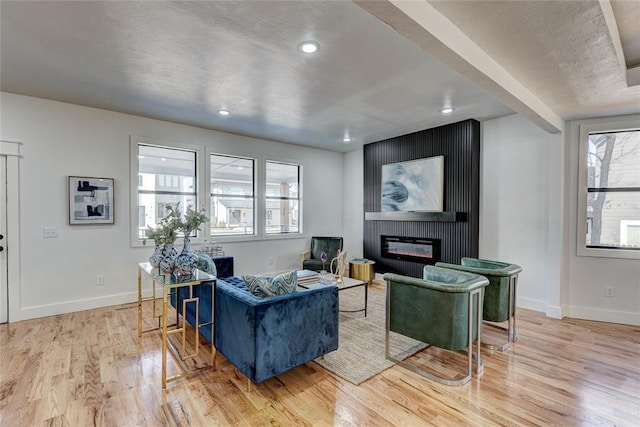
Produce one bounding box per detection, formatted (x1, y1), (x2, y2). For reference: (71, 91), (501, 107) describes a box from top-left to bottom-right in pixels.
(483, 113), (640, 326)
(565, 116), (640, 325)
(481, 114), (564, 314)
(0, 92), (344, 321)
(342, 148), (364, 260)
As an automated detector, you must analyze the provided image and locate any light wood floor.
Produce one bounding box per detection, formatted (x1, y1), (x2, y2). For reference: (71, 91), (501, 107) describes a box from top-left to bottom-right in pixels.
(1, 282), (639, 426)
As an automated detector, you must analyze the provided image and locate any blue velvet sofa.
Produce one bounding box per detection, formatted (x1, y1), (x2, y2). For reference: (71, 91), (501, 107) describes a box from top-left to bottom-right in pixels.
(173, 266), (339, 385)
(214, 278), (339, 384)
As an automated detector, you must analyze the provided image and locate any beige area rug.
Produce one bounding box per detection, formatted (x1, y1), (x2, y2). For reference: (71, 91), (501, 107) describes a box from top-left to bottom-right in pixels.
(314, 285), (428, 385)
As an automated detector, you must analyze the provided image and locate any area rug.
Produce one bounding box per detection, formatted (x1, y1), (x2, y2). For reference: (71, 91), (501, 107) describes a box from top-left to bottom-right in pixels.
(314, 285), (428, 385)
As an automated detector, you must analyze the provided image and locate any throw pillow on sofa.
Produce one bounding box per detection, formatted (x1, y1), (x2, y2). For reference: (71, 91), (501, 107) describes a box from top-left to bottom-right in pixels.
(196, 253), (217, 276)
(243, 270), (298, 297)
(243, 276), (271, 297)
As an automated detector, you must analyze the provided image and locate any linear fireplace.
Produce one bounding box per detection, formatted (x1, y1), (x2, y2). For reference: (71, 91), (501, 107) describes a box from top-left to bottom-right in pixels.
(381, 235), (441, 264)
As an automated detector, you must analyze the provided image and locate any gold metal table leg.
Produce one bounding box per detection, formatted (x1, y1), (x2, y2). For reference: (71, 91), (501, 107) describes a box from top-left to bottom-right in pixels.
(162, 286), (168, 389)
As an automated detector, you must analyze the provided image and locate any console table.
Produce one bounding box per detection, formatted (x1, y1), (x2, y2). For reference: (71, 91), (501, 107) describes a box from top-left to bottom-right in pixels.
(137, 262), (216, 388)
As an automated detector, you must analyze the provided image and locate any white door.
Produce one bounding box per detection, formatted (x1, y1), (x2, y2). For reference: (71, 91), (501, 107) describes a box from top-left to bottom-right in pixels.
(0, 156), (7, 323)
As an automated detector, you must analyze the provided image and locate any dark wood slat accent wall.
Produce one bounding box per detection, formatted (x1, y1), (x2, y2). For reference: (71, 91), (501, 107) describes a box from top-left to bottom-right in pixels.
(364, 119), (480, 277)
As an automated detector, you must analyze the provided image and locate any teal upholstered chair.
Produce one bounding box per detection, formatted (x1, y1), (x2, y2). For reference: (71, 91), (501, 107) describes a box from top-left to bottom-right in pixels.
(384, 266), (489, 385)
(299, 236), (343, 272)
(436, 258), (522, 351)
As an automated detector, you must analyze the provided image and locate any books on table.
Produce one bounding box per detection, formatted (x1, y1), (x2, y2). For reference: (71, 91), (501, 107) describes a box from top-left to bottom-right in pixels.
(297, 269), (320, 285)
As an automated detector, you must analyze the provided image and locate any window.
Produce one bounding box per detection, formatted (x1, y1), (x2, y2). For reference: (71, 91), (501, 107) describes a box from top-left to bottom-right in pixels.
(210, 154), (255, 237)
(265, 161), (300, 234)
(577, 118), (640, 259)
(130, 136), (303, 245)
(130, 137), (202, 246)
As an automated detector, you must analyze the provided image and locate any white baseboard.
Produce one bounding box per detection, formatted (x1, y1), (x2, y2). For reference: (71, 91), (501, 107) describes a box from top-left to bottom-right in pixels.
(545, 305), (564, 319)
(16, 289), (637, 327)
(517, 298), (639, 325)
(516, 296), (547, 314)
(565, 305), (640, 326)
(13, 291), (149, 322)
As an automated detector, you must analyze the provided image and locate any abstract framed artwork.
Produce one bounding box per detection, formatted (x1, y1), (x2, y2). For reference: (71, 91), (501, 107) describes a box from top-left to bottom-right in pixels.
(68, 176), (115, 224)
(381, 155), (444, 212)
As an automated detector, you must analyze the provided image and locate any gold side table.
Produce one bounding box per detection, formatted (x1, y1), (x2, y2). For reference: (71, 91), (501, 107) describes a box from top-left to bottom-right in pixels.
(137, 262), (217, 388)
(349, 260), (375, 286)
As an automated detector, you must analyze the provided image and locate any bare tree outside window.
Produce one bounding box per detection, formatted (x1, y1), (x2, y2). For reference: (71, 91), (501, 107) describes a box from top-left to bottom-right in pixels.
(586, 130), (640, 249)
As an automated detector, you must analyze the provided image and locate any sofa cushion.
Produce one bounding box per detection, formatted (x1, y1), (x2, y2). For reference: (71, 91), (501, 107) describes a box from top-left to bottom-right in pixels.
(243, 275), (271, 298)
(243, 270), (298, 297)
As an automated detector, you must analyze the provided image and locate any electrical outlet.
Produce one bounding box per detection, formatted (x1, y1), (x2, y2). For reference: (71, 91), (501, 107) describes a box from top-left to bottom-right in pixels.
(43, 227), (58, 238)
(605, 286), (615, 297)
(96, 275), (105, 286)
(268, 257), (275, 266)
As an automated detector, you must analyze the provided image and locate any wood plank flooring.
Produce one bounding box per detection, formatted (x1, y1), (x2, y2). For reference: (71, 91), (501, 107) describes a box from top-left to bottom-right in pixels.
(1, 282), (639, 426)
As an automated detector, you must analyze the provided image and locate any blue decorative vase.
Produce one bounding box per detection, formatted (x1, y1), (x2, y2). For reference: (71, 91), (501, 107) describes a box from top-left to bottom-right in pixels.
(149, 241), (164, 268)
(159, 243), (178, 277)
(161, 242), (178, 259)
(174, 234), (198, 277)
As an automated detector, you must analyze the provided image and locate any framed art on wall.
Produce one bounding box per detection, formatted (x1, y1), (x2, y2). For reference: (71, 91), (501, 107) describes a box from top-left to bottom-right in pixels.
(68, 176), (115, 224)
(381, 155), (444, 212)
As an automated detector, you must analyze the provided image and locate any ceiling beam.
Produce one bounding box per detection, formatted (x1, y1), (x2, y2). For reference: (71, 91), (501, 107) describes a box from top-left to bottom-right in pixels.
(355, 0), (564, 134)
(599, 0), (640, 87)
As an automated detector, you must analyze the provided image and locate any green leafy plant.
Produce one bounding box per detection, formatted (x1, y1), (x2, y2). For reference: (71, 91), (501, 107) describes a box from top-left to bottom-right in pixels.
(160, 203), (182, 243)
(180, 205), (209, 235)
(142, 203), (208, 245)
(144, 225), (166, 245)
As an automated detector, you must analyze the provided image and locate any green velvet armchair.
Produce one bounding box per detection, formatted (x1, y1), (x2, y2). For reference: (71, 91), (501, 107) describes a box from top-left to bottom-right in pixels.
(436, 258), (522, 351)
(384, 266), (489, 385)
(299, 236), (343, 272)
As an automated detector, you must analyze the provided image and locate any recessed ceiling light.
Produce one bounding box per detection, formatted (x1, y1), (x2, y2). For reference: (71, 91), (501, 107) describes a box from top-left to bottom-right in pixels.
(440, 107), (455, 114)
(298, 41), (319, 54)
(160, 158), (166, 162)
(138, 155), (145, 159)
(343, 137), (352, 143)
(237, 166), (244, 170)
(217, 109), (230, 116)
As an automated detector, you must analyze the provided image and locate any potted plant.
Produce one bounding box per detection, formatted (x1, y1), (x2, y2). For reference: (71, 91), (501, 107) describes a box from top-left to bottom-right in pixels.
(180, 205), (209, 236)
(157, 203), (182, 276)
(174, 205), (209, 277)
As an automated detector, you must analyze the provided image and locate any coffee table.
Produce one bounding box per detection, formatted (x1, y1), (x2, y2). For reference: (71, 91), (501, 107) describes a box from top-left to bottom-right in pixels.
(298, 275), (368, 317)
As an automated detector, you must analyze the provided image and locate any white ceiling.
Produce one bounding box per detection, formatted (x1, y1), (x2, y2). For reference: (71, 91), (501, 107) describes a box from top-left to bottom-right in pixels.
(427, 0), (640, 120)
(1, 1), (638, 153)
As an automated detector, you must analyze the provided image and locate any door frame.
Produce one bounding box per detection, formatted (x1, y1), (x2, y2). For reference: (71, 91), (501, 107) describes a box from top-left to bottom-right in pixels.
(0, 139), (22, 323)
(0, 156), (7, 322)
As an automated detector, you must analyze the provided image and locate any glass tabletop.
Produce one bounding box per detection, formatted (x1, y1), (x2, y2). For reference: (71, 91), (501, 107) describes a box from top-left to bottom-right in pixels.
(298, 275), (366, 291)
(138, 262), (216, 286)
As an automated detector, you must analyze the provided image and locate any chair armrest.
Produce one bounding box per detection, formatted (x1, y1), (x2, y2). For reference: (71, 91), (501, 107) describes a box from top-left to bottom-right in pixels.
(300, 250), (311, 269)
(436, 260), (522, 277)
(383, 272), (488, 293)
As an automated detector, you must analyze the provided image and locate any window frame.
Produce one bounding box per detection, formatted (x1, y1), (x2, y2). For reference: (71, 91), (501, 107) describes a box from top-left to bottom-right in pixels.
(129, 135), (205, 248)
(263, 159), (303, 238)
(203, 149), (305, 243)
(130, 139), (305, 246)
(576, 117), (640, 259)
(209, 152), (258, 241)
